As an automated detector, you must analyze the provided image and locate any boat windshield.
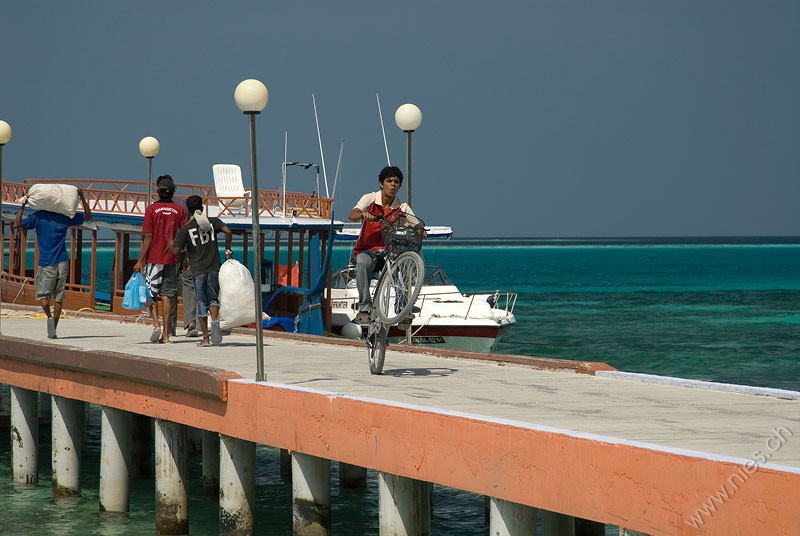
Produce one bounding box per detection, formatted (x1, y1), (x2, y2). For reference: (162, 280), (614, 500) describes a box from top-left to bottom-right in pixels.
(424, 264), (453, 286)
(331, 263), (453, 289)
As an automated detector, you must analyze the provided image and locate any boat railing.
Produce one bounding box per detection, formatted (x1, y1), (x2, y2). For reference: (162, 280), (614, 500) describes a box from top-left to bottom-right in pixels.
(2, 179), (332, 219)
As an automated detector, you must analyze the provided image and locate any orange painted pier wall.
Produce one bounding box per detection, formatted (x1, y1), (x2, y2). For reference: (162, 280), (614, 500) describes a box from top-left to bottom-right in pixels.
(0, 337), (798, 536)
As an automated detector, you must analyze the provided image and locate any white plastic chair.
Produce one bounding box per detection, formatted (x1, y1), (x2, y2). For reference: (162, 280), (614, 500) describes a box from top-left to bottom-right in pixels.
(212, 164), (250, 215)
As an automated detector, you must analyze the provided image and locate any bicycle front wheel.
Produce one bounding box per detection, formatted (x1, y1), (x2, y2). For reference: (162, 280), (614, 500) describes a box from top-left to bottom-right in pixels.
(374, 251), (425, 325)
(366, 326), (387, 375)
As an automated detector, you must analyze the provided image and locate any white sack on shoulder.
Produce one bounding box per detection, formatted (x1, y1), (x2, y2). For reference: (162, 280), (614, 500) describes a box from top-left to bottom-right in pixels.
(218, 259), (257, 330)
(25, 184), (80, 218)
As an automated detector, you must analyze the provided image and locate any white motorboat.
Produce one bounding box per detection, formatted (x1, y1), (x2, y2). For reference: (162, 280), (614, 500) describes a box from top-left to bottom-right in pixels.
(331, 263), (517, 353)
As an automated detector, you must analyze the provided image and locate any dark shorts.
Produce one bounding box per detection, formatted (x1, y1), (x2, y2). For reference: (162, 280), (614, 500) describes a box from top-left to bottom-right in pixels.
(193, 272), (220, 318)
(145, 263), (179, 298)
(35, 261), (69, 302)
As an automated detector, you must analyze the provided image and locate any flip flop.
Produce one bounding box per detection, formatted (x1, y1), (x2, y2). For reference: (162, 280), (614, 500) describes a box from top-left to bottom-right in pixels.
(210, 321), (223, 345)
(150, 329), (162, 343)
(186, 329), (199, 337)
(47, 317), (57, 338)
(196, 342), (213, 347)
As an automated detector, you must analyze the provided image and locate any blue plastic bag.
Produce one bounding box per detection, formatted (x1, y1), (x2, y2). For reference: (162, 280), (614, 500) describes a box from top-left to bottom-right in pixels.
(122, 272), (152, 310)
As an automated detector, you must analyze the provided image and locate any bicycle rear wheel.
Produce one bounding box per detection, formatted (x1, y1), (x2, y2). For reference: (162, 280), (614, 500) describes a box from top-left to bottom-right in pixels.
(374, 251), (425, 325)
(366, 326), (387, 375)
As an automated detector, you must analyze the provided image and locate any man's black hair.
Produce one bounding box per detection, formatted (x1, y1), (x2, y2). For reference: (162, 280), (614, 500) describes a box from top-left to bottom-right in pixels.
(186, 195), (204, 214)
(378, 165), (403, 185)
(156, 174), (175, 200)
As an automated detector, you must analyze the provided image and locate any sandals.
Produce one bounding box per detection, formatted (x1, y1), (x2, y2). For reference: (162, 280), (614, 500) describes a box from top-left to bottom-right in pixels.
(150, 328), (162, 343)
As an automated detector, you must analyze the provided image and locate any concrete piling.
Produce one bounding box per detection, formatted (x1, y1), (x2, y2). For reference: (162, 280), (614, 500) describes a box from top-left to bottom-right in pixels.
(338, 462), (367, 489)
(488, 497), (537, 535)
(292, 452), (331, 536)
(51, 395), (83, 496)
(99, 406), (132, 512)
(10, 386), (39, 485)
(219, 435), (256, 536)
(541, 510), (575, 535)
(154, 419), (189, 535)
(378, 472), (430, 536)
(202, 430), (220, 498)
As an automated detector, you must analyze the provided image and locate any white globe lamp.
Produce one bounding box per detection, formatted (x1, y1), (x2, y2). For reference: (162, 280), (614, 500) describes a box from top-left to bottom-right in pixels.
(395, 103), (422, 132)
(234, 79), (269, 113)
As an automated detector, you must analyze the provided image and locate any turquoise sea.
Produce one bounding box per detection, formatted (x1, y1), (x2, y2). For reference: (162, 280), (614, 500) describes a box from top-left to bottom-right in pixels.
(2, 237), (799, 534)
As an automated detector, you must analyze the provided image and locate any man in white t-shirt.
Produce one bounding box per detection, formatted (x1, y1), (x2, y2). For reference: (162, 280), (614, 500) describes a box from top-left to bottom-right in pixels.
(348, 165), (415, 324)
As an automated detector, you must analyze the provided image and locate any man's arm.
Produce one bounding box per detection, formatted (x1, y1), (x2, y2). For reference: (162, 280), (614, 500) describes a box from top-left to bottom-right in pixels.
(163, 239), (181, 257)
(77, 188), (92, 221)
(133, 233), (153, 272)
(221, 225), (233, 260)
(11, 197), (28, 229)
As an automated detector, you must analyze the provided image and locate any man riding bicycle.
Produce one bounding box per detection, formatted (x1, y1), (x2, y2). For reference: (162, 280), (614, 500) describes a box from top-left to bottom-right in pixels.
(348, 165), (416, 325)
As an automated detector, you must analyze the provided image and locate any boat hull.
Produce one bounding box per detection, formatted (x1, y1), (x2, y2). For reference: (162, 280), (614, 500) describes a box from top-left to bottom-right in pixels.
(385, 324), (511, 353)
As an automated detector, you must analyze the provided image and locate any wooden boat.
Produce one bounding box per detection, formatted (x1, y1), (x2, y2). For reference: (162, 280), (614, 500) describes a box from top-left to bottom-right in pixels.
(1, 178), (341, 327)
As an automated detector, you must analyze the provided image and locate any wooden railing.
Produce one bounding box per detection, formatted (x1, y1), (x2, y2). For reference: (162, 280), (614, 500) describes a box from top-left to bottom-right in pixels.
(1, 179), (332, 219)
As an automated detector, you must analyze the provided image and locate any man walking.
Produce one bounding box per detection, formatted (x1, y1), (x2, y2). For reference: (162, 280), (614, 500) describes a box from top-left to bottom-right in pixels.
(13, 187), (93, 338)
(166, 195), (232, 346)
(133, 175), (186, 344)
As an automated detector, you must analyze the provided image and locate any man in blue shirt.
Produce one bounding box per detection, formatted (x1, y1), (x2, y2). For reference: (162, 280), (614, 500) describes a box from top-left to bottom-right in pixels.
(13, 188), (93, 338)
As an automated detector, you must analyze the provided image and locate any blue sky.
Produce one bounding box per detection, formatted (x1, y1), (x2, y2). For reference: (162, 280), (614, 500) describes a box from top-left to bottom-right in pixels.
(1, 1), (798, 237)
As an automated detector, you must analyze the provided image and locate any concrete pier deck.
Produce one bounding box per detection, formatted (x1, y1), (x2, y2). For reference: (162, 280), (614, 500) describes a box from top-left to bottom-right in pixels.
(1, 308), (798, 534)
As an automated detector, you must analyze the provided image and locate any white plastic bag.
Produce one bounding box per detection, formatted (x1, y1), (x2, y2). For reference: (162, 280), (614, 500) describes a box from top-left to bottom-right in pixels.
(24, 184), (80, 218)
(218, 259), (257, 330)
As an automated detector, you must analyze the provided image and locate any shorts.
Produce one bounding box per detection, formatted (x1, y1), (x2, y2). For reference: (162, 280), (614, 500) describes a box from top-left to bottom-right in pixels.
(35, 261), (69, 302)
(145, 263), (178, 298)
(193, 272), (220, 318)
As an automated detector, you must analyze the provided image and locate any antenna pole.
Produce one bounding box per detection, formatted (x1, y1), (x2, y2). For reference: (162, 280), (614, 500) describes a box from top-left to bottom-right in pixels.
(312, 94), (330, 197)
(282, 131), (288, 218)
(377, 93), (391, 165)
(332, 139), (344, 204)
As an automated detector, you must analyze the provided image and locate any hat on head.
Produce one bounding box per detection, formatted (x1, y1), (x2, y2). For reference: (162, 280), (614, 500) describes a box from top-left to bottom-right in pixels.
(156, 175), (175, 192)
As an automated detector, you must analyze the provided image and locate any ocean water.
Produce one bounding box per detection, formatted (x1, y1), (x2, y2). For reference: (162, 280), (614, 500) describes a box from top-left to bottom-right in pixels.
(2, 237), (799, 534)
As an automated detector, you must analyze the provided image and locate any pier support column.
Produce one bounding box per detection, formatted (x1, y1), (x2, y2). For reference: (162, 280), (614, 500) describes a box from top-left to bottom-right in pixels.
(378, 472), (430, 536)
(575, 518), (605, 535)
(292, 452), (331, 536)
(219, 435), (256, 536)
(130, 414), (153, 479)
(202, 430), (220, 498)
(99, 406), (131, 512)
(338, 462), (367, 490)
(489, 497), (537, 535)
(39, 392), (52, 420)
(51, 396), (83, 496)
(541, 510), (575, 536)
(154, 419), (189, 535)
(10, 386), (39, 485)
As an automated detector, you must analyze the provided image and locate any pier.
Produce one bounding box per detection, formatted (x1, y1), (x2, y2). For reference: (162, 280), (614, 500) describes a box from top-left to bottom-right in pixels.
(1, 306), (798, 535)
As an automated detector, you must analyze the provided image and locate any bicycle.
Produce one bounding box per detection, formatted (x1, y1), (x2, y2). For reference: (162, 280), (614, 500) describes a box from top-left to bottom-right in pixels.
(362, 212), (426, 374)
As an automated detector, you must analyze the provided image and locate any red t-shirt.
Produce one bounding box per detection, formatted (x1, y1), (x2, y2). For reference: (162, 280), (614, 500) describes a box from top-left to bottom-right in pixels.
(142, 200), (187, 265)
(352, 203), (404, 258)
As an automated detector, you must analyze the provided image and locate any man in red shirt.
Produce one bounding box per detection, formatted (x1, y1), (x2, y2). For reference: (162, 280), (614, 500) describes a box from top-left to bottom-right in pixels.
(348, 166), (415, 324)
(133, 175), (187, 343)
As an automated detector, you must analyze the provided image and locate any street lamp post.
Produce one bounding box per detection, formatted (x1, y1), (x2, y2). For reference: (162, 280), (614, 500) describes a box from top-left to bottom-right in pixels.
(394, 104), (422, 208)
(0, 120), (11, 336)
(139, 136), (160, 208)
(234, 79), (269, 382)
